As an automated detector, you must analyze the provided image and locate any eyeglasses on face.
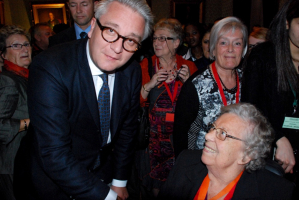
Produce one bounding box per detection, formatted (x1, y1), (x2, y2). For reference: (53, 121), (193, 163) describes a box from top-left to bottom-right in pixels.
(6, 43), (31, 50)
(207, 123), (244, 142)
(152, 36), (174, 42)
(96, 19), (141, 53)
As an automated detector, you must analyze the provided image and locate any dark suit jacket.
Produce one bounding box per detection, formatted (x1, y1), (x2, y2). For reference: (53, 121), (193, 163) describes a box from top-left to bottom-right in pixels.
(48, 26), (76, 48)
(158, 150), (294, 200)
(13, 38), (141, 200)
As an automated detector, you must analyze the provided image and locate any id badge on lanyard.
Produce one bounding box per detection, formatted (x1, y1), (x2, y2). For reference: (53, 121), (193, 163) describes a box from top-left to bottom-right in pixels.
(282, 80), (299, 130)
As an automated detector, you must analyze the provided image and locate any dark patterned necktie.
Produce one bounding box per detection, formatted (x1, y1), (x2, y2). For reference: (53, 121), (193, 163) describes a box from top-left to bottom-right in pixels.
(80, 31), (87, 39)
(98, 74), (110, 146)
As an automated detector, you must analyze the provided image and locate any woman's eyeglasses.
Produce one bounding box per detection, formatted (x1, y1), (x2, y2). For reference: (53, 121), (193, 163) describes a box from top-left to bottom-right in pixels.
(6, 43), (31, 50)
(207, 123), (244, 142)
(152, 36), (174, 42)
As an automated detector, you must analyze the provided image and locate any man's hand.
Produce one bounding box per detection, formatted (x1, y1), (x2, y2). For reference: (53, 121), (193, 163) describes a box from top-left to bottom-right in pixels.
(275, 136), (296, 173)
(111, 186), (128, 200)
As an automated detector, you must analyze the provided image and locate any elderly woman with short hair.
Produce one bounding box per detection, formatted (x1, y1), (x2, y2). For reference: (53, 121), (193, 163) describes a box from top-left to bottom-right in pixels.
(0, 25), (31, 200)
(138, 18), (197, 197)
(159, 103), (294, 200)
(173, 17), (247, 157)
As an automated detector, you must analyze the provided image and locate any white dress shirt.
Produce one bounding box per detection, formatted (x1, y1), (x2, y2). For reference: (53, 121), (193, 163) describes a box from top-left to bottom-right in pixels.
(86, 42), (127, 199)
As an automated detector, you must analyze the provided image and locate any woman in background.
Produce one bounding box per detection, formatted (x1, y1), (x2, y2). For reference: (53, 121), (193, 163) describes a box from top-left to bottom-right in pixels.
(0, 25), (31, 200)
(241, 0), (299, 198)
(248, 26), (268, 50)
(173, 17), (248, 158)
(194, 26), (212, 71)
(138, 18), (197, 198)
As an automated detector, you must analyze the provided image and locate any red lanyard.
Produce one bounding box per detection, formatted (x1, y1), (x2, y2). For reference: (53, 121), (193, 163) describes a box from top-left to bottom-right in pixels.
(156, 57), (180, 105)
(194, 170), (243, 200)
(163, 81), (179, 105)
(211, 62), (239, 106)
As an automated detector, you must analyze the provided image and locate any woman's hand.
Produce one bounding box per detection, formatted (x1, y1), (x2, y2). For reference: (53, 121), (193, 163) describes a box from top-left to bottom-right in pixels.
(141, 68), (168, 99)
(275, 136), (295, 173)
(177, 64), (191, 83)
(146, 68), (168, 90)
(19, 118), (30, 132)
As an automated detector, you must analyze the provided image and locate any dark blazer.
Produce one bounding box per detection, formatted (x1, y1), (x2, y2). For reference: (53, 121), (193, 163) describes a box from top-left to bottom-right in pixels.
(158, 150), (294, 200)
(0, 70), (28, 174)
(48, 26), (76, 48)
(13, 38), (141, 200)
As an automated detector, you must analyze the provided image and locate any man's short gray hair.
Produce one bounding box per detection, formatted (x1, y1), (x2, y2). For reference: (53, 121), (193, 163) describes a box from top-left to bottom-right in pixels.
(220, 103), (274, 172)
(94, 0), (154, 41)
(209, 16), (248, 60)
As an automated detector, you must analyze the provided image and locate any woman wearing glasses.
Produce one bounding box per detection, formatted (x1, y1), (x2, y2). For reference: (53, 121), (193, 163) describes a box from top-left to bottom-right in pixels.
(0, 25), (31, 199)
(137, 18), (197, 197)
(173, 17), (247, 158)
(159, 103), (294, 200)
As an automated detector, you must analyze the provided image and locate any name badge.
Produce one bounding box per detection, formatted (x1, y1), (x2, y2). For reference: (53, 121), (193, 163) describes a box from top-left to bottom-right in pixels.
(165, 113), (175, 122)
(282, 117), (299, 130)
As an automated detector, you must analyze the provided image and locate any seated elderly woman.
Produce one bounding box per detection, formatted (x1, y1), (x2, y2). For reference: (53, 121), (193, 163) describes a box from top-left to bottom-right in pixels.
(0, 25), (31, 199)
(158, 103), (294, 200)
(173, 16), (248, 157)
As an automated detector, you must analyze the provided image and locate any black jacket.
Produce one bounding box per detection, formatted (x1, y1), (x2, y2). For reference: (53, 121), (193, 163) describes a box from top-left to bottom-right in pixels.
(159, 150), (294, 200)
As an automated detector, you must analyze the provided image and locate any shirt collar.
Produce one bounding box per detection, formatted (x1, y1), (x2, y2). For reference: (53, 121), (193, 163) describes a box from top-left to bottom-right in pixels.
(75, 23), (91, 39)
(86, 41), (115, 77)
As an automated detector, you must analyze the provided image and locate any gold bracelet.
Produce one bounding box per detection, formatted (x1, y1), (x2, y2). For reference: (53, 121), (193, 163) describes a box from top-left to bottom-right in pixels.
(142, 85), (150, 92)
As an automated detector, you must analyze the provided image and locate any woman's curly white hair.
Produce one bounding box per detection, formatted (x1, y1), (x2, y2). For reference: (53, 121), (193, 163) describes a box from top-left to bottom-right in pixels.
(221, 103), (274, 172)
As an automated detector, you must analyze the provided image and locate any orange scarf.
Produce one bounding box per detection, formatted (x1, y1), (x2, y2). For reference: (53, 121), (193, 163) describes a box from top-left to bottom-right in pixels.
(3, 60), (29, 79)
(194, 170), (244, 200)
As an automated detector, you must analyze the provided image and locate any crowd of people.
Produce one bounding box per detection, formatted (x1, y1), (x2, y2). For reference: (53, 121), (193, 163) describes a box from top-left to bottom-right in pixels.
(0, 0), (298, 200)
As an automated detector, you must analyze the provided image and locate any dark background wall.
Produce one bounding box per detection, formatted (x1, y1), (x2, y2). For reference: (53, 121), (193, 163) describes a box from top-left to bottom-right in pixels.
(3, 0), (286, 33)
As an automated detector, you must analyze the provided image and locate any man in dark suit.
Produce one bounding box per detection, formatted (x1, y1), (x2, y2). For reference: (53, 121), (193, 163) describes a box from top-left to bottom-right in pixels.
(49, 0), (96, 47)
(13, 0), (153, 199)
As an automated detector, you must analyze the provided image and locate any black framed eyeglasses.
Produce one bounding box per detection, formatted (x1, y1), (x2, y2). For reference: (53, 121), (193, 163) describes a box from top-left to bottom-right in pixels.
(96, 19), (141, 53)
(207, 123), (244, 142)
(152, 36), (174, 42)
(6, 43), (31, 50)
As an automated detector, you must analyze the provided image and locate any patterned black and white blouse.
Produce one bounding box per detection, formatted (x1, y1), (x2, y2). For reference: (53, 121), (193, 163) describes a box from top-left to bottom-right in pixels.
(191, 67), (242, 149)
(173, 67), (242, 156)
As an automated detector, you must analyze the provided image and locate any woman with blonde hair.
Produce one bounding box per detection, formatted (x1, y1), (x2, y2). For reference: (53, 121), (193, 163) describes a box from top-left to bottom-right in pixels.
(137, 18), (197, 197)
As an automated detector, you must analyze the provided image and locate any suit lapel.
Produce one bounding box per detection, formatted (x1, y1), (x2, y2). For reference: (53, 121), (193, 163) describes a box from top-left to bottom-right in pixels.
(110, 69), (128, 138)
(78, 40), (100, 130)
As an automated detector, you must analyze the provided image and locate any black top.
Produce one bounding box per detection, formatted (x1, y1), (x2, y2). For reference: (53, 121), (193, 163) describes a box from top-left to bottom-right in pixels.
(191, 56), (212, 71)
(241, 41), (299, 148)
(158, 149), (294, 200)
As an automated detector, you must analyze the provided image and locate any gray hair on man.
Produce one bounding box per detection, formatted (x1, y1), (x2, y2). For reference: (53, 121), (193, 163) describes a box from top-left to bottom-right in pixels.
(220, 103), (274, 172)
(94, 0), (154, 41)
(209, 16), (248, 59)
